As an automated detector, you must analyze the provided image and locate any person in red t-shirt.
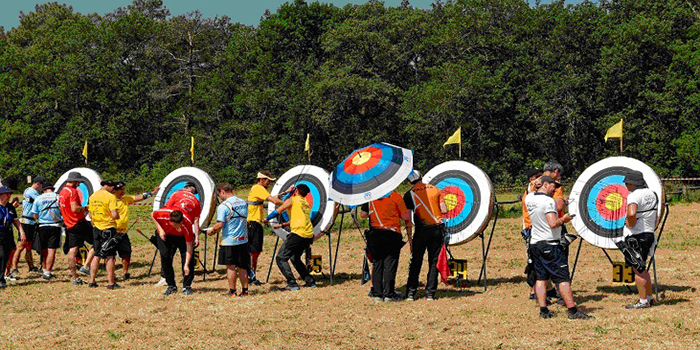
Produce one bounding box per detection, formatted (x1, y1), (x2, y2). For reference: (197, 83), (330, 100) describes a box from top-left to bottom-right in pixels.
(152, 208), (196, 296)
(58, 172), (95, 285)
(164, 183), (202, 248)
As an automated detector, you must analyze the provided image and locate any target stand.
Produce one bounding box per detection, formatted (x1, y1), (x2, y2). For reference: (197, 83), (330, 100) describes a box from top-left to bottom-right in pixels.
(568, 157), (668, 300)
(423, 161), (497, 292)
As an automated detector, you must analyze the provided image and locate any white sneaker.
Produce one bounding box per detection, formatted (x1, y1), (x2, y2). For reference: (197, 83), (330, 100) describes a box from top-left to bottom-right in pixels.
(4, 274), (16, 282)
(155, 277), (167, 286)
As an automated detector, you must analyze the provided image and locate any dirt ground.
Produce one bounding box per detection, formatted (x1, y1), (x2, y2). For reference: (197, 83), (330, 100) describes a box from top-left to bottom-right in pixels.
(1, 201), (698, 350)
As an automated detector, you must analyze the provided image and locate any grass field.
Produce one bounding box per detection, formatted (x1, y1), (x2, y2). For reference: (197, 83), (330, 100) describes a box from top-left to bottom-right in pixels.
(1, 199), (698, 350)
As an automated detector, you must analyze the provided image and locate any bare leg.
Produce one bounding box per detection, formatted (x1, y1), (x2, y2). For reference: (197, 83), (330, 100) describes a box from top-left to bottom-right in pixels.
(105, 257), (115, 285)
(634, 268), (652, 300)
(90, 257), (101, 284)
(122, 257), (131, 275)
(67, 246), (79, 280)
(46, 249), (56, 272)
(25, 247), (34, 268)
(238, 267), (248, 289)
(11, 243), (26, 270)
(557, 282), (576, 308)
(5, 249), (15, 274)
(227, 265), (237, 290)
(535, 280), (548, 307)
(84, 248), (95, 268)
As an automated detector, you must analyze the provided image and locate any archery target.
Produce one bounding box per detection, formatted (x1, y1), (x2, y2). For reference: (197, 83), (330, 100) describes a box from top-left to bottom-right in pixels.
(330, 143), (413, 206)
(55, 168), (103, 209)
(423, 161), (494, 245)
(153, 167), (216, 228)
(569, 157), (664, 249)
(268, 165), (337, 240)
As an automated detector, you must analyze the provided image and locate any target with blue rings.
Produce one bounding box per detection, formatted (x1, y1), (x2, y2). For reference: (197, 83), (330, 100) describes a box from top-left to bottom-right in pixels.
(569, 157), (665, 249)
(269, 165), (337, 240)
(423, 161), (494, 246)
(329, 143), (413, 206)
(54, 168), (103, 220)
(153, 167), (216, 229)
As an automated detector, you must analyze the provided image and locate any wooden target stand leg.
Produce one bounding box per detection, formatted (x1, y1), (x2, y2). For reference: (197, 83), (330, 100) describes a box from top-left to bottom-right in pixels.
(476, 203), (499, 292)
(265, 235), (280, 284)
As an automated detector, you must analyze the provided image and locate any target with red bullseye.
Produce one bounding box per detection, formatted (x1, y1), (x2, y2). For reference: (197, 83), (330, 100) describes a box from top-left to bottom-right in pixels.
(423, 161), (494, 245)
(329, 143), (413, 206)
(153, 167), (216, 228)
(269, 165), (337, 240)
(569, 157), (664, 249)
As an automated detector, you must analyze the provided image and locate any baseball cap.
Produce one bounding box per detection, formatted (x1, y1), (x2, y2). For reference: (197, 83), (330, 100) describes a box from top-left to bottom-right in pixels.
(33, 176), (47, 184)
(114, 181), (126, 190)
(0, 186), (12, 195)
(100, 180), (115, 187)
(525, 168), (541, 179)
(539, 176), (561, 188)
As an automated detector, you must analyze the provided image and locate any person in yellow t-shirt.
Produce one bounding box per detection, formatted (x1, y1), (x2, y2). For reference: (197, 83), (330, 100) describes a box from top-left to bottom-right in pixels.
(112, 181), (160, 280)
(262, 184), (314, 290)
(87, 180), (120, 289)
(246, 170), (290, 285)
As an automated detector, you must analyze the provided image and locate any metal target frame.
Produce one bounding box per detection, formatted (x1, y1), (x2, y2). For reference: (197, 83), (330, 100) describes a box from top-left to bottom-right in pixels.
(423, 161), (497, 291)
(568, 157), (670, 300)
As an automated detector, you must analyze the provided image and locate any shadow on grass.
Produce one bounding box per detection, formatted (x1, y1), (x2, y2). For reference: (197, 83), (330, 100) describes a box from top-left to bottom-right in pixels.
(597, 284), (694, 295)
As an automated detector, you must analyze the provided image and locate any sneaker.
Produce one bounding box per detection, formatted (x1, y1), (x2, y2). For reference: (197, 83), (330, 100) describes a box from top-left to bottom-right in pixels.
(182, 287), (194, 295)
(88, 283), (98, 288)
(529, 292), (536, 300)
(373, 296), (383, 302)
(0, 281), (6, 289)
(163, 286), (178, 296)
(426, 295), (437, 301)
(304, 282), (317, 288)
(239, 289), (249, 297)
(79, 266), (90, 276)
(29, 267), (40, 273)
(107, 283), (122, 290)
(540, 309), (554, 319)
(4, 274), (16, 282)
(405, 293), (416, 301)
(155, 277), (168, 286)
(122, 273), (131, 280)
(383, 294), (403, 302)
(10, 268), (20, 276)
(72, 279), (85, 286)
(286, 284), (300, 291)
(229, 290), (237, 296)
(648, 298), (656, 307)
(41, 273), (56, 281)
(249, 277), (263, 286)
(625, 300), (651, 309)
(568, 309), (593, 319)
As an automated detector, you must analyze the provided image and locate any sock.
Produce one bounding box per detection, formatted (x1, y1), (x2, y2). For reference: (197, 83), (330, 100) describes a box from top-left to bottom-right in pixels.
(546, 288), (557, 298)
(540, 307), (550, 314)
(640, 298), (648, 304)
(647, 295), (654, 300)
(568, 306), (578, 314)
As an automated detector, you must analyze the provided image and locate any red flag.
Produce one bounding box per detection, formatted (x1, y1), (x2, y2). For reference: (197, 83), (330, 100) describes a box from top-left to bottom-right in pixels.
(437, 245), (451, 284)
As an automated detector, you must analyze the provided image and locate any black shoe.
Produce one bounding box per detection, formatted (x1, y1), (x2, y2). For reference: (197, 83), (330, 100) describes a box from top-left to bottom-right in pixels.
(383, 294), (403, 302)
(529, 292), (536, 300)
(0, 281), (6, 289)
(163, 286), (178, 296)
(182, 287), (194, 295)
(304, 282), (317, 288)
(540, 310), (554, 319)
(72, 279), (85, 286)
(405, 293), (417, 301)
(568, 309), (593, 319)
(250, 279), (263, 286)
(107, 283), (122, 290)
(122, 273), (131, 280)
(88, 283), (98, 288)
(41, 273), (57, 281)
(29, 267), (40, 273)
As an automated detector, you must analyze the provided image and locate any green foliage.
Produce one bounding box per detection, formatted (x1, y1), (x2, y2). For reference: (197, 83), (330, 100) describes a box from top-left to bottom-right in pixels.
(1, 0), (698, 188)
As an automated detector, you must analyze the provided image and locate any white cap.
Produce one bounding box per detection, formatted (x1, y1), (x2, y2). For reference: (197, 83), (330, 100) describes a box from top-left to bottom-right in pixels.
(407, 170), (421, 183)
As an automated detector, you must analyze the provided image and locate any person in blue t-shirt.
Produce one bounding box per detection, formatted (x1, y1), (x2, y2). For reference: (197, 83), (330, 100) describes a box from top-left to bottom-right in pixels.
(207, 183), (250, 296)
(31, 184), (63, 280)
(11, 176), (45, 276)
(1, 186), (26, 289)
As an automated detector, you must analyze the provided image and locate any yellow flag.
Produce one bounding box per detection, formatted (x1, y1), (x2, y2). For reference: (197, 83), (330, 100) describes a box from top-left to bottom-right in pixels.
(443, 127), (461, 147)
(82, 140), (88, 162)
(190, 137), (195, 164)
(604, 119), (623, 141)
(304, 134), (310, 152)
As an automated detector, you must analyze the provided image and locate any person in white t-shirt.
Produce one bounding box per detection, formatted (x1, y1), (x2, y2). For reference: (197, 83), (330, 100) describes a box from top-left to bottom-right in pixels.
(525, 176), (590, 320)
(620, 170), (659, 309)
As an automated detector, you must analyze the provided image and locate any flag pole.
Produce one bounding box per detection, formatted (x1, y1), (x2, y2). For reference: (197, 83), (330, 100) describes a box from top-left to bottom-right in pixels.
(620, 137), (623, 154)
(459, 141), (462, 159)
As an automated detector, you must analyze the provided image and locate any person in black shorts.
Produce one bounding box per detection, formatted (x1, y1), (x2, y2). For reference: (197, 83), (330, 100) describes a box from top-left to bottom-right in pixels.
(1, 185), (25, 288)
(58, 172), (95, 285)
(30, 183), (63, 280)
(207, 183), (250, 296)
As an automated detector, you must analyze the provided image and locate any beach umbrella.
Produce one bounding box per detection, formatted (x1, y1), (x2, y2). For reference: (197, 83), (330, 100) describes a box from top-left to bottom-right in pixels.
(329, 143), (413, 206)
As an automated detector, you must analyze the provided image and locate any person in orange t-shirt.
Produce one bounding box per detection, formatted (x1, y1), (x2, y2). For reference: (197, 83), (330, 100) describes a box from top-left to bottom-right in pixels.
(360, 191), (411, 301)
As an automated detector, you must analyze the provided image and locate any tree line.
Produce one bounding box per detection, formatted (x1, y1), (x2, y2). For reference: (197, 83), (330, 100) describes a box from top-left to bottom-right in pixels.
(1, 0), (698, 191)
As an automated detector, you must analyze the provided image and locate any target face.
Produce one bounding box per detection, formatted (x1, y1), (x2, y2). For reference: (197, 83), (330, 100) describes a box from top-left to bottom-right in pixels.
(268, 165), (337, 240)
(54, 168), (103, 213)
(153, 167), (216, 228)
(330, 143), (413, 206)
(569, 157), (664, 249)
(423, 161), (494, 245)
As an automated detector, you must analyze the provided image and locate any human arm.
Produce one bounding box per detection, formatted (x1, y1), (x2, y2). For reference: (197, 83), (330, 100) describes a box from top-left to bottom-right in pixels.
(438, 191), (448, 214)
(207, 221), (225, 235)
(184, 241), (194, 276)
(263, 198), (292, 224)
(13, 218), (25, 241)
(546, 212), (572, 229)
(151, 213), (167, 241)
(133, 186), (160, 203)
(625, 203), (638, 228)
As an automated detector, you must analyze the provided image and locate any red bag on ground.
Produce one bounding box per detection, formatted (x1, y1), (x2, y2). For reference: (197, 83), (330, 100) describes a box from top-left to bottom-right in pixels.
(437, 244), (451, 284)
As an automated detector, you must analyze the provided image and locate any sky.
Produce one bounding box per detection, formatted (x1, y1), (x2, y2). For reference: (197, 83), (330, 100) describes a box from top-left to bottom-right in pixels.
(0, 0), (588, 30)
